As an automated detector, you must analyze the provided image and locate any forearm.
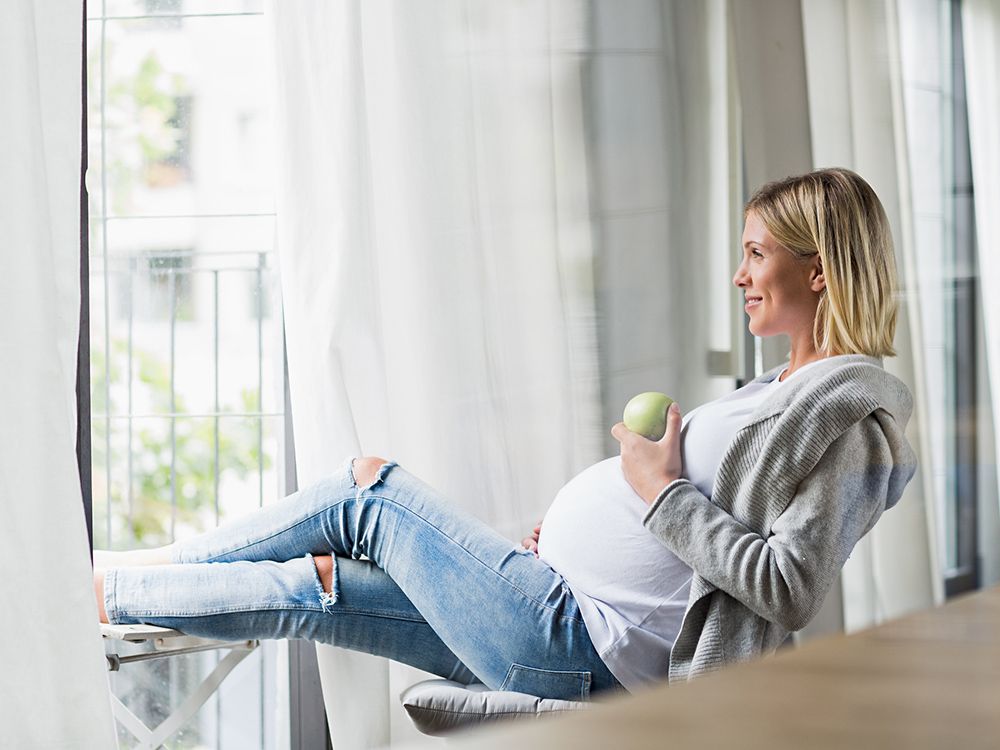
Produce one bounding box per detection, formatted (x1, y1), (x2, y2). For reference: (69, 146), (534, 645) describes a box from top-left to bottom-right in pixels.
(643, 418), (899, 631)
(643, 481), (828, 630)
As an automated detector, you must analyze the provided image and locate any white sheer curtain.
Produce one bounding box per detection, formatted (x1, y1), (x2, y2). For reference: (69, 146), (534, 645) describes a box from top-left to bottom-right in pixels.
(963, 0), (1000, 589)
(268, 1), (733, 747)
(269, 3), (603, 747)
(799, 0), (942, 633)
(0, 1), (117, 748)
(727, 0), (942, 636)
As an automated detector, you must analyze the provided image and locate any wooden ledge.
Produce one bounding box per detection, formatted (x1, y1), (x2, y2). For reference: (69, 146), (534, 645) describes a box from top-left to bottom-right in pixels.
(452, 586), (1000, 750)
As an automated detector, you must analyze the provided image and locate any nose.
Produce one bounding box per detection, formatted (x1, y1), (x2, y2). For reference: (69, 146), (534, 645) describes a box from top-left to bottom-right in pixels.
(733, 257), (749, 288)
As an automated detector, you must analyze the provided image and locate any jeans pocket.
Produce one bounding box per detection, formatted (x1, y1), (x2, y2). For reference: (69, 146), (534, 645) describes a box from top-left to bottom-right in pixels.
(499, 663), (592, 702)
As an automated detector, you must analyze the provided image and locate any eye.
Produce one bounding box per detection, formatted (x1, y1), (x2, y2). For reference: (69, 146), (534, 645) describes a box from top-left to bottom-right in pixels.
(751, 249), (763, 258)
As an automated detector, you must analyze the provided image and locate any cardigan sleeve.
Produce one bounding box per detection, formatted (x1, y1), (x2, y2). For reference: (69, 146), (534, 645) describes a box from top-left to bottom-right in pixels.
(643, 410), (912, 631)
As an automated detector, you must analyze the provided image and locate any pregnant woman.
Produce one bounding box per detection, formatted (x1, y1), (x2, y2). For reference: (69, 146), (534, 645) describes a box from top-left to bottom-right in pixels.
(94, 167), (917, 699)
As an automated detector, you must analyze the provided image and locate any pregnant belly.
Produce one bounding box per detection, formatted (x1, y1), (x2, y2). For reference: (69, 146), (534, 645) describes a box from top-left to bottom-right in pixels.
(537, 457), (690, 608)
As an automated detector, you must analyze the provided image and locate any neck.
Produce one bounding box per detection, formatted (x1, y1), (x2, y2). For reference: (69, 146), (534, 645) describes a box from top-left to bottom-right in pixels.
(782, 349), (829, 380)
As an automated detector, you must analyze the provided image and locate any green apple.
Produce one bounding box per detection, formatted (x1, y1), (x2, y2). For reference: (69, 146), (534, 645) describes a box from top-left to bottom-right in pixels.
(623, 391), (674, 441)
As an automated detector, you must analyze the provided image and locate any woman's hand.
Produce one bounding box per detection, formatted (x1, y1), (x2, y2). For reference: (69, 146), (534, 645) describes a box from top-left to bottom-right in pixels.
(521, 520), (543, 556)
(611, 402), (683, 505)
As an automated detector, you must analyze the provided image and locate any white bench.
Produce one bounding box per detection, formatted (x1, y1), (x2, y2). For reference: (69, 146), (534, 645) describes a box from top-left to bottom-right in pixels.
(102, 623), (258, 750)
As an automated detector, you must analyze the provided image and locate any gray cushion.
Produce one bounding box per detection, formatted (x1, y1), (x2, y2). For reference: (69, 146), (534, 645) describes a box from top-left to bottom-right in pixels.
(399, 679), (589, 737)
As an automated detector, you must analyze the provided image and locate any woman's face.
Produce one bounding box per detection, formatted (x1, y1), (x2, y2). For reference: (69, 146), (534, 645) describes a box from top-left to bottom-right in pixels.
(733, 211), (825, 341)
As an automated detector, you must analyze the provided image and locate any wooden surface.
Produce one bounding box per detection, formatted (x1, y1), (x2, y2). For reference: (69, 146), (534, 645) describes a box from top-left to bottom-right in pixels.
(451, 586), (1000, 749)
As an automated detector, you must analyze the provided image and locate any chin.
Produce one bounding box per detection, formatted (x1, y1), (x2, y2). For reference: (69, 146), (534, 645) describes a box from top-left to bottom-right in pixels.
(747, 322), (776, 338)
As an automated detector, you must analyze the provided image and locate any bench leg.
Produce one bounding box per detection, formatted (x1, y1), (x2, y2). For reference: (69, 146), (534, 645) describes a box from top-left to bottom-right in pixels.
(110, 646), (256, 750)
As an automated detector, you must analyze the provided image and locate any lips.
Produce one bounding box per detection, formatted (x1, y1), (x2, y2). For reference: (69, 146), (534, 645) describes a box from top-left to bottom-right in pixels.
(745, 296), (763, 310)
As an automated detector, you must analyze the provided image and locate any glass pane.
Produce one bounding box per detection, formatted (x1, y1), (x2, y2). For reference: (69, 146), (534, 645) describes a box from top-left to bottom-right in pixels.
(217, 416), (267, 521)
(172, 258), (216, 416)
(259, 263), (285, 416)
(90, 6), (284, 746)
(121, 416), (230, 545)
(90, 264), (134, 419)
(86, 22), (107, 220)
(129, 416), (175, 545)
(99, 217), (278, 418)
(260, 416), (285, 508)
(127, 259), (181, 416)
(899, 0), (969, 577)
(89, 259), (110, 415)
(173, 417), (223, 537)
(90, 0), (265, 19)
(91, 416), (134, 549)
(218, 270), (265, 414)
(104, 215), (275, 258)
(218, 647), (266, 749)
(91, 416), (112, 550)
(89, 15), (274, 218)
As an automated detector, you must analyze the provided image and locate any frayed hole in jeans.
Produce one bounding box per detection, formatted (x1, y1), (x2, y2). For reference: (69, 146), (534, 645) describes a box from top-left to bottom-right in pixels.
(312, 554), (340, 612)
(319, 590), (337, 612)
(350, 457), (395, 493)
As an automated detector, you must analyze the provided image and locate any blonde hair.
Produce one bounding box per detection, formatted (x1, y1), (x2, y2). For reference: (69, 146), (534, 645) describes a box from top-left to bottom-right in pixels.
(744, 167), (898, 358)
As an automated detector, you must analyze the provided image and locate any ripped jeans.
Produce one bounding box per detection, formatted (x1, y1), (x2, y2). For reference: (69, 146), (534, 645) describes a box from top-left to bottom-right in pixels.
(104, 458), (622, 701)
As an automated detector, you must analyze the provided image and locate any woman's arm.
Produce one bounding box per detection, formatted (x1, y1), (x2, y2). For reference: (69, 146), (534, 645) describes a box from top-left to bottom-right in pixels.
(642, 413), (912, 631)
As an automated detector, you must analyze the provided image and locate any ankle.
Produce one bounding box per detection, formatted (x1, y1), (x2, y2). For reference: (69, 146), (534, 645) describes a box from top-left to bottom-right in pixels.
(93, 569), (109, 624)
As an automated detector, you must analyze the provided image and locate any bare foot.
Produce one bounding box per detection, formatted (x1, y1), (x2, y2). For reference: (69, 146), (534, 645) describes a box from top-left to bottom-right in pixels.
(93, 568), (109, 624)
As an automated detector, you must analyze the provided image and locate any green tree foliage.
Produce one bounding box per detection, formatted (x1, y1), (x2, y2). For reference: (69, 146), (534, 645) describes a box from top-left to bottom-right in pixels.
(92, 338), (270, 548)
(88, 40), (190, 215)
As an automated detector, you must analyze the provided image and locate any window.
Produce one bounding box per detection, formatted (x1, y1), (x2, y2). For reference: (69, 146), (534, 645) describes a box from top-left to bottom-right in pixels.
(898, 0), (979, 596)
(87, 2), (286, 746)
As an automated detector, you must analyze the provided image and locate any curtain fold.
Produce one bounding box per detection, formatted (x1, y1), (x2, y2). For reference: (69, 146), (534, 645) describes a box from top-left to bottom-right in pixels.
(0, 1), (117, 747)
(962, 0), (1000, 589)
(798, 0), (942, 632)
(269, 0), (958, 743)
(269, 2), (733, 746)
(269, 2), (604, 746)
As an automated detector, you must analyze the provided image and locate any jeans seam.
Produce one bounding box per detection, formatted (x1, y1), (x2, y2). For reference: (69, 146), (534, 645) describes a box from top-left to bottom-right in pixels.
(122, 605), (323, 617)
(500, 662), (592, 701)
(327, 606), (425, 623)
(120, 606), (430, 623)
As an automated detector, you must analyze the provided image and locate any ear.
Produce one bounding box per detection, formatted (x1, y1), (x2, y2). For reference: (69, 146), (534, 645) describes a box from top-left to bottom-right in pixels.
(809, 258), (826, 294)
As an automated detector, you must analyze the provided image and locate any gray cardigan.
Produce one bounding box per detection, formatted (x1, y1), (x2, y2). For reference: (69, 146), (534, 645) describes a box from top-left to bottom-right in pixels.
(643, 354), (918, 682)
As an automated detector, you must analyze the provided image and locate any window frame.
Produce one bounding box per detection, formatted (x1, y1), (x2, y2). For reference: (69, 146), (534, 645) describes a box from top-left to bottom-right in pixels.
(77, 4), (329, 746)
(944, 0), (980, 598)
(80, 0), (94, 553)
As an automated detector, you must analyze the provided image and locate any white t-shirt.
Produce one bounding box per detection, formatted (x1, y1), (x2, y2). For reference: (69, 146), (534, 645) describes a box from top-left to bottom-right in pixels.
(537, 360), (825, 690)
